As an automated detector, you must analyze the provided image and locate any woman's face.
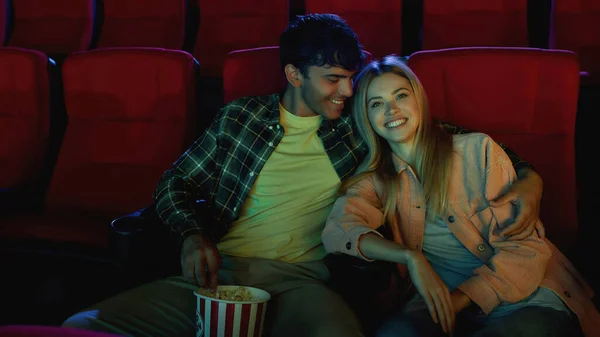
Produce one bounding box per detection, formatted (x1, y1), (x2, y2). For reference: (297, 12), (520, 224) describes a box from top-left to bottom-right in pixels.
(366, 72), (421, 152)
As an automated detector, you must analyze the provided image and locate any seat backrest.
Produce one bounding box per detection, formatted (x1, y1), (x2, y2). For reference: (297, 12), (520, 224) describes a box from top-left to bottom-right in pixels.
(223, 46), (374, 103)
(408, 47), (580, 250)
(550, 0), (600, 74)
(50, 48), (197, 214)
(223, 46), (286, 103)
(96, 0), (186, 49)
(194, 0), (289, 77)
(304, 0), (402, 58)
(0, 0), (6, 46)
(7, 0), (94, 54)
(422, 0), (528, 50)
(0, 47), (51, 189)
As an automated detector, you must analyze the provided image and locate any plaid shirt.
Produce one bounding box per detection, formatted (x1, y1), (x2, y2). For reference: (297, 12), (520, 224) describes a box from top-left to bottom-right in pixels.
(154, 93), (531, 240)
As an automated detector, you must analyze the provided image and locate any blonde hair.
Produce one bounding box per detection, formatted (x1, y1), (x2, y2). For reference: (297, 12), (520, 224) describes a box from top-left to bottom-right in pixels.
(344, 55), (454, 222)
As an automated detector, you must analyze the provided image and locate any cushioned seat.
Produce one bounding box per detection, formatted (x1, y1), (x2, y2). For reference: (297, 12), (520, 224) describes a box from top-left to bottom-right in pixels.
(223, 46), (373, 103)
(193, 0), (289, 77)
(551, 0), (600, 79)
(408, 47), (580, 251)
(7, 0), (94, 54)
(0, 0), (7, 46)
(421, 0), (529, 50)
(304, 0), (403, 58)
(0, 48), (51, 191)
(1, 48), (197, 250)
(96, 0), (186, 49)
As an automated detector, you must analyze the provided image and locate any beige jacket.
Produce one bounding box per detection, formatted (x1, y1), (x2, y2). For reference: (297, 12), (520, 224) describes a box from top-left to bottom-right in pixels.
(323, 133), (600, 337)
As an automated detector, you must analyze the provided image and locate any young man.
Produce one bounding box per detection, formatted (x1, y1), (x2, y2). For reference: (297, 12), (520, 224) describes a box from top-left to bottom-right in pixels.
(62, 14), (544, 337)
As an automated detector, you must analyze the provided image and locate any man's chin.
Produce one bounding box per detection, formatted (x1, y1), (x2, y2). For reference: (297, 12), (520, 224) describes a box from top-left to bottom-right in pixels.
(323, 109), (343, 120)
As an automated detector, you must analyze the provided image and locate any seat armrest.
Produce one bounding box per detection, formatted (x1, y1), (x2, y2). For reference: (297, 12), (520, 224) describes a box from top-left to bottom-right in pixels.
(111, 209), (148, 236)
(110, 207), (176, 261)
(325, 253), (396, 290)
(110, 200), (213, 284)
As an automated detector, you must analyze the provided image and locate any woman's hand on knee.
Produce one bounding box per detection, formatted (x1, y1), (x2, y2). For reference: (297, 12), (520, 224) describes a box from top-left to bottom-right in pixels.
(406, 251), (455, 336)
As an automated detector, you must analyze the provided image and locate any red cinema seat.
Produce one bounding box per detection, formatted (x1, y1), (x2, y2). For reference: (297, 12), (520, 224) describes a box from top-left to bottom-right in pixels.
(408, 47), (580, 251)
(194, 0), (289, 77)
(0, 0), (7, 46)
(304, 0), (403, 58)
(0, 47), (51, 192)
(0, 48), (197, 250)
(551, 0), (600, 77)
(96, 0), (186, 49)
(422, 0), (529, 50)
(223, 46), (287, 103)
(223, 46), (373, 103)
(7, 0), (94, 54)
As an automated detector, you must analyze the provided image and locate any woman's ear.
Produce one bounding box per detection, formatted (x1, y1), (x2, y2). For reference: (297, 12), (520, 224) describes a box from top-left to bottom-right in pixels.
(284, 64), (303, 88)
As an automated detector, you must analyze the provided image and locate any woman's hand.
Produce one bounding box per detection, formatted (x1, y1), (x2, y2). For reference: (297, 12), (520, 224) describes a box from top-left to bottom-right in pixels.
(450, 289), (472, 314)
(406, 251), (455, 335)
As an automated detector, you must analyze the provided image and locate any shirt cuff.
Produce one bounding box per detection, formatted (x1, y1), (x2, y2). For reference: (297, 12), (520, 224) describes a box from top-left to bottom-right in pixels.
(342, 226), (384, 262)
(180, 224), (204, 243)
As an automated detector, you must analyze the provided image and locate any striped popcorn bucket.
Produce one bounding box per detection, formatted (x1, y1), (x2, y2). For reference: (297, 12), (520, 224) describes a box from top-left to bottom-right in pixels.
(194, 285), (271, 337)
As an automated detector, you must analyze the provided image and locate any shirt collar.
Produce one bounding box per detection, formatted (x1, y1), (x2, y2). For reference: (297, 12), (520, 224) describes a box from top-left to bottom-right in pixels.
(391, 152), (411, 173)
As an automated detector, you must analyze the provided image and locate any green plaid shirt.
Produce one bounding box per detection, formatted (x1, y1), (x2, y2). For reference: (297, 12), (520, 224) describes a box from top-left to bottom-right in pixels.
(154, 93), (530, 240)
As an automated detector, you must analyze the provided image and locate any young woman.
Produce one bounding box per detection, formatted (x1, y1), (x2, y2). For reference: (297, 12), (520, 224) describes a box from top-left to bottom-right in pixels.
(322, 55), (599, 337)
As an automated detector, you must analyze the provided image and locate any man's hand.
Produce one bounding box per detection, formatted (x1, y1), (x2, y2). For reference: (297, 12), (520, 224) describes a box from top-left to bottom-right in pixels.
(181, 233), (222, 291)
(490, 168), (545, 240)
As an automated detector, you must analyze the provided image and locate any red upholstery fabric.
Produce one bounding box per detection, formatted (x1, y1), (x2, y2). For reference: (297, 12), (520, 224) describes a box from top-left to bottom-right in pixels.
(223, 46), (286, 103)
(304, 0), (402, 58)
(0, 325), (122, 337)
(408, 47), (580, 250)
(96, 0), (186, 49)
(0, 0), (6, 46)
(422, 0), (528, 50)
(7, 0), (94, 54)
(51, 48), (197, 215)
(0, 48), (197, 248)
(0, 48), (50, 189)
(193, 0), (289, 77)
(223, 47), (373, 103)
(551, 0), (600, 75)
(0, 211), (112, 248)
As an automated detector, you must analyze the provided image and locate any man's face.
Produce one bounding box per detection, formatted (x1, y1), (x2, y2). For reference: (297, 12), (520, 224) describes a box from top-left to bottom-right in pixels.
(298, 65), (356, 120)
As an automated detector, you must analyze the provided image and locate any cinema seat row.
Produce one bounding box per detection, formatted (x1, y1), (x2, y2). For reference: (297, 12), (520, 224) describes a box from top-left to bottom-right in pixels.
(0, 0), (599, 77)
(0, 45), (580, 261)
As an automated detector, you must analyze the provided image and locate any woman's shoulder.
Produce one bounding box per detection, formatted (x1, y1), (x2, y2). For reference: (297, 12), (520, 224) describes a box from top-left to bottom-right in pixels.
(452, 132), (511, 170)
(343, 171), (391, 201)
(452, 132), (501, 153)
(452, 132), (494, 146)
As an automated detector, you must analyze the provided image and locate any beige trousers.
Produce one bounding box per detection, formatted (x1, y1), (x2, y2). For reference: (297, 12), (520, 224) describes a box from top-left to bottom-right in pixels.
(62, 255), (363, 337)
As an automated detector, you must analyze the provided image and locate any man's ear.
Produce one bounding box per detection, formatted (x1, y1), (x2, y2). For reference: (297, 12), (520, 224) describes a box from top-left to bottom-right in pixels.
(284, 64), (303, 88)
